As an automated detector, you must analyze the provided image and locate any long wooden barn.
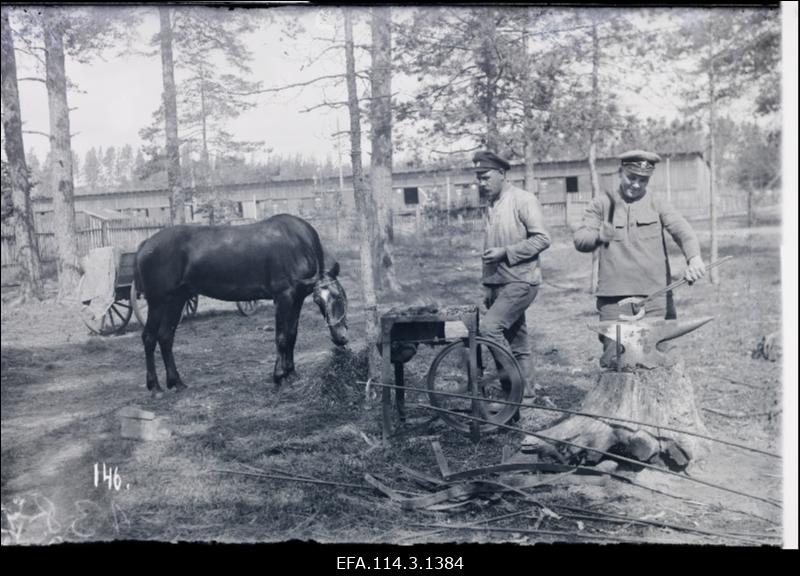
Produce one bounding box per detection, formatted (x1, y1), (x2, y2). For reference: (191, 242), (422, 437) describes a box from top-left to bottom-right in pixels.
(4, 150), (748, 271)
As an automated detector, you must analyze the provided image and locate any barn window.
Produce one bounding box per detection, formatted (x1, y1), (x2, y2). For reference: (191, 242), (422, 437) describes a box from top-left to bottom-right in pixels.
(566, 176), (579, 193)
(403, 187), (419, 205)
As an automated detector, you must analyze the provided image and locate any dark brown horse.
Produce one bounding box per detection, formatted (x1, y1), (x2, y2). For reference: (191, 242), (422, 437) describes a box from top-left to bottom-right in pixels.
(134, 214), (348, 396)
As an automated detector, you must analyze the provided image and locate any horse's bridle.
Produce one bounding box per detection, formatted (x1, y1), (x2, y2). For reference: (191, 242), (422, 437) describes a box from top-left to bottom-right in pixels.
(313, 278), (347, 329)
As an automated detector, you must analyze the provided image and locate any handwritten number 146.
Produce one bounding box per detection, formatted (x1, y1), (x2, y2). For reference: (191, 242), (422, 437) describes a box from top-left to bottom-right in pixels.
(93, 463), (122, 491)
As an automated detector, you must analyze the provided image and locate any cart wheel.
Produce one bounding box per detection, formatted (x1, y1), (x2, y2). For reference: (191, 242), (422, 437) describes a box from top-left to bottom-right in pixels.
(184, 294), (199, 318)
(81, 297), (133, 336)
(236, 300), (260, 316)
(426, 336), (523, 433)
(130, 281), (148, 325)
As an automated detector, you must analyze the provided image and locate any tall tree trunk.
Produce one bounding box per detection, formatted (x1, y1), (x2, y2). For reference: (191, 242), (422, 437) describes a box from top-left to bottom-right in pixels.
(159, 6), (184, 225)
(335, 117), (345, 242)
(522, 21), (536, 195)
(370, 7), (401, 293)
(588, 22), (601, 294)
(43, 9), (80, 300)
(588, 139), (601, 294)
(708, 28), (719, 285)
(523, 136), (536, 194)
(199, 70), (214, 225)
(478, 10), (499, 150)
(2, 10), (43, 301)
(344, 8), (381, 379)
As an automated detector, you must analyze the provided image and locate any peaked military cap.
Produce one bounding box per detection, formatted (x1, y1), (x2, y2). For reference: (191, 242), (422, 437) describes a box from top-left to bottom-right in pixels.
(472, 150), (511, 172)
(619, 150), (661, 176)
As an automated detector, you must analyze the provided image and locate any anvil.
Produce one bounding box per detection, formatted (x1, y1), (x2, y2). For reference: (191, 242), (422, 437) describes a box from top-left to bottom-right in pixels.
(590, 317), (714, 370)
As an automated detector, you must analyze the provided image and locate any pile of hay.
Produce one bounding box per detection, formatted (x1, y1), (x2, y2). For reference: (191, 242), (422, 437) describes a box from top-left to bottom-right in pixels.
(318, 346), (368, 408)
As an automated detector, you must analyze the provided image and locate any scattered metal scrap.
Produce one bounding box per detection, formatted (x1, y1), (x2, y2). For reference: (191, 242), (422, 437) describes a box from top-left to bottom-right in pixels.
(361, 440), (616, 513)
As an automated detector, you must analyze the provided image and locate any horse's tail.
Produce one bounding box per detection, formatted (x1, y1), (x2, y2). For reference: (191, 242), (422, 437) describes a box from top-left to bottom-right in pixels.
(132, 238), (147, 294)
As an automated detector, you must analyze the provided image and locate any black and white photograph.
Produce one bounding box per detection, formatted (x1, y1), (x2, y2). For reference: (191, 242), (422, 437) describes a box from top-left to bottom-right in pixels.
(1, 2), (796, 553)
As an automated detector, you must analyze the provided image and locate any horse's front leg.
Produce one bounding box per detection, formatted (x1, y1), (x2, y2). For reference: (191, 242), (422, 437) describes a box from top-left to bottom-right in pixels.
(273, 290), (303, 385)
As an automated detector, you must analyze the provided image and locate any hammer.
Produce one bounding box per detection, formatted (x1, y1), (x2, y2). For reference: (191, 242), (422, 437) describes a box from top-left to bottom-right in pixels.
(618, 255), (733, 321)
(602, 190), (616, 245)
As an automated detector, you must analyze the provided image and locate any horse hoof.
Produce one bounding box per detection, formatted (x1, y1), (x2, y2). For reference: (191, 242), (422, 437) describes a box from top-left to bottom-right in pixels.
(150, 389), (164, 400)
(167, 377), (185, 389)
(169, 382), (187, 392)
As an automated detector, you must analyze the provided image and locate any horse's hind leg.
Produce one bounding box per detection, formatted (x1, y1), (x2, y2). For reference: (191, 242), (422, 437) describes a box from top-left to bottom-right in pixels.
(143, 302), (163, 396)
(159, 296), (188, 391)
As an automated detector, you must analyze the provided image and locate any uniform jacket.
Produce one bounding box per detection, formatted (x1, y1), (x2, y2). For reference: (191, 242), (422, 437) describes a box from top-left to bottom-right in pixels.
(483, 183), (551, 286)
(573, 190), (701, 296)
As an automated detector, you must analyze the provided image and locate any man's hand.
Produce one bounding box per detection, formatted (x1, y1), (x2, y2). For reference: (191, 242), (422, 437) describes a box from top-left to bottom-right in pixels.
(482, 247), (507, 264)
(685, 255), (706, 284)
(598, 222), (615, 244)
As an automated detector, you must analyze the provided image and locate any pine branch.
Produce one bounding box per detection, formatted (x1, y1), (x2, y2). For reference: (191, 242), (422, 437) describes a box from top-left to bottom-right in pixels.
(22, 130), (49, 139)
(299, 43), (345, 71)
(14, 44), (45, 67)
(299, 100), (349, 113)
(239, 72), (368, 95)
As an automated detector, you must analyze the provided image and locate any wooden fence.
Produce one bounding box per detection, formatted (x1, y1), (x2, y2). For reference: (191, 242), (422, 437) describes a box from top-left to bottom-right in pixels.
(1, 220), (163, 272)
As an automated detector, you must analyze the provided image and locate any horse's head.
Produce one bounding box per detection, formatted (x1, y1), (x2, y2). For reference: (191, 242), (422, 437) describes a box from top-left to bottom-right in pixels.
(312, 262), (348, 346)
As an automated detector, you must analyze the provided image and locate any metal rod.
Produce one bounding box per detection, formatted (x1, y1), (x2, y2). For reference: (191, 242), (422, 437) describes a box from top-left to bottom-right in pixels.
(212, 468), (417, 495)
(409, 523), (693, 545)
(398, 508), (534, 544)
(364, 381), (780, 459)
(637, 255), (733, 309)
(553, 505), (777, 545)
(615, 323), (621, 372)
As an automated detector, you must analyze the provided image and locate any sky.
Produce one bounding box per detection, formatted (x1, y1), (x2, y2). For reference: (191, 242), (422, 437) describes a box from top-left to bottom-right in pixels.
(10, 4), (786, 166)
(12, 6), (361, 165)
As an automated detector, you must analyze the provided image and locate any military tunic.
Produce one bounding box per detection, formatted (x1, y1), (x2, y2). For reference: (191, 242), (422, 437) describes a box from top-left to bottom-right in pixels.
(573, 190), (701, 297)
(482, 183), (551, 286)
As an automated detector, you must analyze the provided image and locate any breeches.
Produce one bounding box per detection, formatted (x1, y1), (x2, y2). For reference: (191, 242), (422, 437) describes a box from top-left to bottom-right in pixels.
(482, 282), (538, 362)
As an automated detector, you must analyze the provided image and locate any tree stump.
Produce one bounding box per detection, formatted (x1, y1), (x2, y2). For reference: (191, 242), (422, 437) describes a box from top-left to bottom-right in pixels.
(522, 360), (708, 471)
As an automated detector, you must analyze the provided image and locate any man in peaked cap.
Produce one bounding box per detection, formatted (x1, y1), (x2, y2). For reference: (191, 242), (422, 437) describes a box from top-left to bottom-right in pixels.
(573, 149), (706, 368)
(472, 150), (551, 404)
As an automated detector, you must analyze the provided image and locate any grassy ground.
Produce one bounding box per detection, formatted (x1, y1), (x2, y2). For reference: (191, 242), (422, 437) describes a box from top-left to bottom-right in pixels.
(0, 217), (785, 546)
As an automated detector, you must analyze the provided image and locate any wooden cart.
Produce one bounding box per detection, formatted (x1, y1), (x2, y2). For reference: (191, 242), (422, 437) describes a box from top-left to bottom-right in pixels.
(79, 251), (198, 336)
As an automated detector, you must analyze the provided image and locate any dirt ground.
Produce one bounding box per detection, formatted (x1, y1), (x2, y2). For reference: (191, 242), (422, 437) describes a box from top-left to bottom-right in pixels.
(1, 216), (786, 547)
